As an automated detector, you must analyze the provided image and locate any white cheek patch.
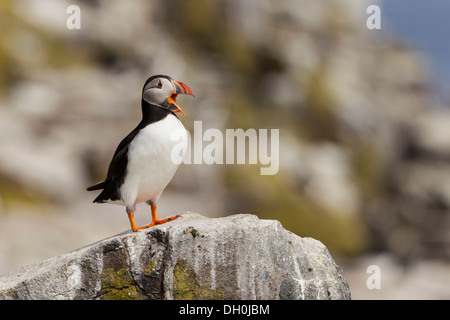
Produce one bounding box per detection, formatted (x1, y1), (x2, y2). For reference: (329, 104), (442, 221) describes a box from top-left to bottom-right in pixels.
(142, 78), (173, 106)
(143, 87), (168, 105)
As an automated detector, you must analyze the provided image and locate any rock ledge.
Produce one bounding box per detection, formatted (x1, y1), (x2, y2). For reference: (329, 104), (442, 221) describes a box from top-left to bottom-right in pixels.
(0, 213), (350, 300)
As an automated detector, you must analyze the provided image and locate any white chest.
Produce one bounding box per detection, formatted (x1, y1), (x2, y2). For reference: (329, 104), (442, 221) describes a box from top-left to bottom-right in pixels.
(120, 115), (188, 205)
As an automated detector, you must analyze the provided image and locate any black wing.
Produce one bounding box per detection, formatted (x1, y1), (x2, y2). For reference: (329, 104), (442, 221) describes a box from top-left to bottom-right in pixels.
(87, 126), (141, 203)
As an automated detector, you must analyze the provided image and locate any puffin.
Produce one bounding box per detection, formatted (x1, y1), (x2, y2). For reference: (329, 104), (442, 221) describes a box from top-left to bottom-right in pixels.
(87, 75), (194, 232)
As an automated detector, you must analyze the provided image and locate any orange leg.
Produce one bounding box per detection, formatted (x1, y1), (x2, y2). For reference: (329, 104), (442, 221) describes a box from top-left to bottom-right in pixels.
(127, 205), (178, 232)
(147, 204), (179, 227)
(127, 212), (139, 232)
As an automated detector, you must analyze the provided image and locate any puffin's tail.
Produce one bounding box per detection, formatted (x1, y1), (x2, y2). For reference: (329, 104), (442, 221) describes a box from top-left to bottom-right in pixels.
(86, 181), (107, 191)
(87, 180), (120, 203)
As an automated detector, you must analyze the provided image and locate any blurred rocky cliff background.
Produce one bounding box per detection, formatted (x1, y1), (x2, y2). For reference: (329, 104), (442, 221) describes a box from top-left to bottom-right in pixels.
(0, 0), (448, 299)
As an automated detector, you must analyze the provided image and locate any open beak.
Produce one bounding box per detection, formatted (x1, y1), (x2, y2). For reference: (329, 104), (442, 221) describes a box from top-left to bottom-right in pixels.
(167, 80), (195, 116)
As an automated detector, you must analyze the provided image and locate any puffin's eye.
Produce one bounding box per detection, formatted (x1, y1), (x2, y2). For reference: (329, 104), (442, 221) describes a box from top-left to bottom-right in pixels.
(156, 80), (163, 89)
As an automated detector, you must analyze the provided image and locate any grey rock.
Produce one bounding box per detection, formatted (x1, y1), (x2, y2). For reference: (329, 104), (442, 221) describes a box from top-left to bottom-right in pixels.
(0, 213), (350, 300)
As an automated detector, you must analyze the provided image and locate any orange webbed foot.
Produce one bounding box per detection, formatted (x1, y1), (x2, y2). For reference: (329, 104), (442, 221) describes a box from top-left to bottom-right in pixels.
(127, 205), (179, 232)
(148, 215), (179, 227)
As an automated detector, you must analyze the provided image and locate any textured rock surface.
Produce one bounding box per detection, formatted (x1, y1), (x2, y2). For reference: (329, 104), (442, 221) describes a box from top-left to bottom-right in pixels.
(0, 213), (350, 300)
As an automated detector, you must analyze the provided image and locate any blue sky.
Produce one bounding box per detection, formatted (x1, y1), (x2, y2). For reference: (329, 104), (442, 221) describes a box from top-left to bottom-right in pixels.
(381, 0), (450, 99)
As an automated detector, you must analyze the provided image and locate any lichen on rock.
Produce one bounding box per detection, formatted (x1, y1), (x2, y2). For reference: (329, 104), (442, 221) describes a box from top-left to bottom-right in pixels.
(173, 259), (200, 300)
(100, 267), (139, 300)
(172, 259), (225, 300)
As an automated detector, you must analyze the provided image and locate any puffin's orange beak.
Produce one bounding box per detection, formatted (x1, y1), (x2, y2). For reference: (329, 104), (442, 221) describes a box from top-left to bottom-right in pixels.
(168, 80), (195, 116)
(174, 80), (195, 96)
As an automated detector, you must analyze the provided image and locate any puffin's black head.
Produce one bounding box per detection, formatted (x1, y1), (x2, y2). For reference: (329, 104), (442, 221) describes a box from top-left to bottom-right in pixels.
(142, 75), (194, 116)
